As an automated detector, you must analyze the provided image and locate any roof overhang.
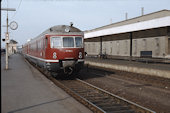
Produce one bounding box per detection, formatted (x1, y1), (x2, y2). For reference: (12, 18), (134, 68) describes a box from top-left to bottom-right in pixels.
(85, 16), (170, 39)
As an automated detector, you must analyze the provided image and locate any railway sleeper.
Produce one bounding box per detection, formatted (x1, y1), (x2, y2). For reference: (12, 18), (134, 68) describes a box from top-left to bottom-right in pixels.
(84, 96), (110, 100)
(73, 90), (93, 94)
(106, 109), (135, 113)
(88, 98), (112, 104)
(95, 103), (121, 107)
(91, 101), (126, 108)
(80, 93), (104, 97)
(71, 88), (93, 92)
(68, 86), (95, 91)
(85, 92), (104, 95)
(100, 106), (131, 112)
(83, 92), (106, 96)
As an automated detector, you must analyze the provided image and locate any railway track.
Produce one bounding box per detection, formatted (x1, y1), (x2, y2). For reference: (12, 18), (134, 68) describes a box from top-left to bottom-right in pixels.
(26, 58), (156, 113)
(53, 79), (156, 113)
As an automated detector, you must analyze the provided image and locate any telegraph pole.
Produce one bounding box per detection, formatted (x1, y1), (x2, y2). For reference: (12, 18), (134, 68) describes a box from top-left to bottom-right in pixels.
(1, 8), (16, 70)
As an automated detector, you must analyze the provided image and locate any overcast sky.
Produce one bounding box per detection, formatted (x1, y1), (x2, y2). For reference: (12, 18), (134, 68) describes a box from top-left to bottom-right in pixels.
(1, 0), (170, 48)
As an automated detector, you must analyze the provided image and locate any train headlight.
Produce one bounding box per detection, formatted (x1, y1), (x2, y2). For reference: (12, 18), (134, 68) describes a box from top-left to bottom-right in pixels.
(65, 27), (70, 32)
(79, 52), (82, 59)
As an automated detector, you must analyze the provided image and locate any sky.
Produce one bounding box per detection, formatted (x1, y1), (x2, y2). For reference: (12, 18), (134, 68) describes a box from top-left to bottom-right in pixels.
(1, 0), (170, 48)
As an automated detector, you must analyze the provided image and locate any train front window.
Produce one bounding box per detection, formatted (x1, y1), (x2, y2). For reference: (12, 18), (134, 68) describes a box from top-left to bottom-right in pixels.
(50, 37), (62, 48)
(63, 37), (74, 47)
(75, 37), (83, 47)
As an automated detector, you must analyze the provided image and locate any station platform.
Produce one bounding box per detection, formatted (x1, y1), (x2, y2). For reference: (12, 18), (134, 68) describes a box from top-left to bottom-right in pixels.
(85, 57), (170, 79)
(1, 54), (92, 113)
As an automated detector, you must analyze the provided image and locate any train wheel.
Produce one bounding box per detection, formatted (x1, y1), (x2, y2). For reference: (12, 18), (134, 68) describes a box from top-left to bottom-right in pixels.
(69, 70), (80, 79)
(50, 72), (58, 78)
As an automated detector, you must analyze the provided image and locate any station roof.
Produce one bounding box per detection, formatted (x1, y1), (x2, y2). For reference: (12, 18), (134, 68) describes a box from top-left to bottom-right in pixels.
(85, 10), (170, 39)
(10, 39), (18, 44)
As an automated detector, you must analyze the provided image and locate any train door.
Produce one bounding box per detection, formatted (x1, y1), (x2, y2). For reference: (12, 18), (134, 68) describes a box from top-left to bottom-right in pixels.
(43, 37), (48, 58)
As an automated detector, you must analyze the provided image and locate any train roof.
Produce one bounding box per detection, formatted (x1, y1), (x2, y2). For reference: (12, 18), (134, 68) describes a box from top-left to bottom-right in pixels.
(25, 25), (83, 44)
(37, 25), (83, 37)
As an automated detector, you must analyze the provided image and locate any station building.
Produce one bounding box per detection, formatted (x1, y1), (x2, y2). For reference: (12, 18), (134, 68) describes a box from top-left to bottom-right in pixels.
(8, 39), (18, 55)
(84, 10), (170, 59)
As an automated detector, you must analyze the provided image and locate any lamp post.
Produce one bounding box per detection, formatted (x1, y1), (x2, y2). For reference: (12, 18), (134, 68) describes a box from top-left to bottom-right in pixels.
(1, 8), (16, 70)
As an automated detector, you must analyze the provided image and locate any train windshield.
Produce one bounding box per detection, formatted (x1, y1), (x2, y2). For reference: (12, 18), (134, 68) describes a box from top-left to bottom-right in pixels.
(75, 37), (83, 47)
(63, 37), (74, 47)
(50, 37), (62, 48)
(50, 36), (83, 48)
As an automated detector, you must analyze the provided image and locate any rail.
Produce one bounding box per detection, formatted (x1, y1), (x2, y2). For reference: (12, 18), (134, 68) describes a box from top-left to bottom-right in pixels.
(25, 57), (156, 113)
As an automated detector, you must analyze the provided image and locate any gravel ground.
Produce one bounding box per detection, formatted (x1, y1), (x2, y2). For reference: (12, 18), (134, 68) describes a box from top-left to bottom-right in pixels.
(78, 66), (170, 113)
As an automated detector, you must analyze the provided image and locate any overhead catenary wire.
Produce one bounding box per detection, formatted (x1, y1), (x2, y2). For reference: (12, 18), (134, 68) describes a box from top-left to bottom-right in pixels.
(10, 0), (23, 20)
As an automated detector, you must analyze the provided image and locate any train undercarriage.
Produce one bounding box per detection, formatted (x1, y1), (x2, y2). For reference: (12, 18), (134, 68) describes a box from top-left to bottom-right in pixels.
(25, 55), (84, 79)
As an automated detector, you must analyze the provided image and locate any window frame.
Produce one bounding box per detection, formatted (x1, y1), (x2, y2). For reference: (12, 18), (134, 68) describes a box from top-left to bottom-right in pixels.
(63, 37), (74, 48)
(75, 37), (83, 48)
(50, 36), (83, 48)
(50, 36), (62, 48)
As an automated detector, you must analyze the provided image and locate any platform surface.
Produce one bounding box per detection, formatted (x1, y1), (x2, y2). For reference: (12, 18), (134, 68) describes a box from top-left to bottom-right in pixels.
(1, 54), (92, 113)
(85, 57), (170, 79)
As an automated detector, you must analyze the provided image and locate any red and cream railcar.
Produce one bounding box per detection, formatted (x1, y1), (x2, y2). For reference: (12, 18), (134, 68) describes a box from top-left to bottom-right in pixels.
(23, 25), (84, 78)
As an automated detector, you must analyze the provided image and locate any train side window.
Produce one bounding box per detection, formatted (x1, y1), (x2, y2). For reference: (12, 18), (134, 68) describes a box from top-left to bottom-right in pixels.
(50, 37), (62, 48)
(75, 37), (83, 47)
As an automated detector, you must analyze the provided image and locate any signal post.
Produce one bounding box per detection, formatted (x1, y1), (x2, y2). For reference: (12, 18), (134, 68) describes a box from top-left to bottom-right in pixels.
(1, 8), (16, 70)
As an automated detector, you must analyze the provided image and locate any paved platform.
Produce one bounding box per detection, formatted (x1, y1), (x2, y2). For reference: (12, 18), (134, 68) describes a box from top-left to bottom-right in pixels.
(1, 54), (92, 113)
(85, 57), (170, 79)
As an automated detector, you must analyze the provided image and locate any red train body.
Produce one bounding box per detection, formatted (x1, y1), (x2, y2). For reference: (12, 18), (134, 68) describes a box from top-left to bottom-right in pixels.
(23, 25), (84, 78)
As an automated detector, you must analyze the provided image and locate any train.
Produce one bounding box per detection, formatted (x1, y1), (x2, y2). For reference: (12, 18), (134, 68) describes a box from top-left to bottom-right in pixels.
(22, 24), (84, 78)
